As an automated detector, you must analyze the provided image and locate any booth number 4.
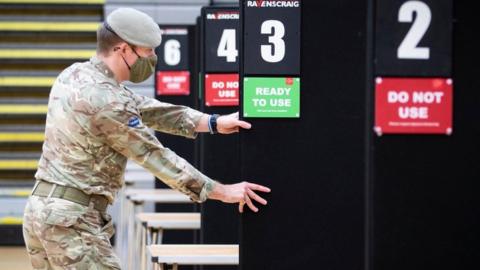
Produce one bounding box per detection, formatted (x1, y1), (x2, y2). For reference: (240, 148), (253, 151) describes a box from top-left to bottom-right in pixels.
(217, 20), (286, 63)
(217, 29), (238, 62)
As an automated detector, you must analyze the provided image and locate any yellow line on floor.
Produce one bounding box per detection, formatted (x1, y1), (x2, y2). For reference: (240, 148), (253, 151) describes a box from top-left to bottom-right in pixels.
(0, 76), (55, 87)
(0, 0), (104, 4)
(0, 49), (95, 59)
(0, 21), (99, 32)
(0, 217), (23, 225)
(0, 160), (38, 170)
(0, 105), (48, 114)
(0, 189), (31, 197)
(2, 190), (30, 197)
(12, 190), (31, 197)
(0, 132), (44, 142)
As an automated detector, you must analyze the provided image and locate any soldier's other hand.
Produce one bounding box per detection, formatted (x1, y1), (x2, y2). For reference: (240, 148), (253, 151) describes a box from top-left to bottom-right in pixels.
(217, 112), (251, 134)
(208, 181), (271, 213)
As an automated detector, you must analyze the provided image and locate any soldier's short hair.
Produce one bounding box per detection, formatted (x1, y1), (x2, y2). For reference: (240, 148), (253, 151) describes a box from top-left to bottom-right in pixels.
(96, 23), (124, 55)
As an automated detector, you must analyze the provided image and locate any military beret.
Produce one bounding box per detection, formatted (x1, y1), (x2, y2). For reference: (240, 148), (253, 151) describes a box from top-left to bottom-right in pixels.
(105, 8), (162, 48)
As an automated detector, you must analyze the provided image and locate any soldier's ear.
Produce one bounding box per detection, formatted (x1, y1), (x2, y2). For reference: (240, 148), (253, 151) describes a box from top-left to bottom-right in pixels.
(113, 42), (128, 53)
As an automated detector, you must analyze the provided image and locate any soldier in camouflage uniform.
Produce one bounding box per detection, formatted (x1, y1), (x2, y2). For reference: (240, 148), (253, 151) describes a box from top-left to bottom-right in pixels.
(23, 7), (270, 270)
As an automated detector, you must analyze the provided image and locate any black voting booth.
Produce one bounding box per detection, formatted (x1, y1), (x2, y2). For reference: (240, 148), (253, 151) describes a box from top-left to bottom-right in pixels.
(153, 8), (242, 269)
(371, 1), (480, 269)
(239, 1), (365, 269)
(198, 7), (240, 270)
(154, 25), (199, 245)
(238, 1), (480, 270)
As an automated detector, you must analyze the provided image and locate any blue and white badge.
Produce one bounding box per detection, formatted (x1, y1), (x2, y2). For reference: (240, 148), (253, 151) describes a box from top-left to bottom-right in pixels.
(128, 116), (140, 127)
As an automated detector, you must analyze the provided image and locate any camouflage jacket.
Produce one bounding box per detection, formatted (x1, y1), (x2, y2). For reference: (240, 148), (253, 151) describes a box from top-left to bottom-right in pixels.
(35, 56), (216, 203)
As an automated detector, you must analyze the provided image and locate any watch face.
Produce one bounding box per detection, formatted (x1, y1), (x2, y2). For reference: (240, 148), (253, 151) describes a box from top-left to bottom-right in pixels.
(208, 114), (219, 134)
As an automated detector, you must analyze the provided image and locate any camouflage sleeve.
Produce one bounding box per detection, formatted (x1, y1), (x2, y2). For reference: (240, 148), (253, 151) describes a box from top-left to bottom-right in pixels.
(91, 102), (216, 202)
(134, 94), (205, 138)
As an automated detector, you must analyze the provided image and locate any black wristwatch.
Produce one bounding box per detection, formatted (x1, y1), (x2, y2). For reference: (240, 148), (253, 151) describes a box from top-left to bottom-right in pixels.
(208, 114), (220, 134)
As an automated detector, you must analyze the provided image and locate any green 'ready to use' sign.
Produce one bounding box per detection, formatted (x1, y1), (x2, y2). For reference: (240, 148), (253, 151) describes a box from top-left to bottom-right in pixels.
(243, 77), (300, 118)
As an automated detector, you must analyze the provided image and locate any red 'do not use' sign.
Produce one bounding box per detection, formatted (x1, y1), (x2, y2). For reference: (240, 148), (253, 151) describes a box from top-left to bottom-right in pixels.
(375, 77), (453, 135)
(205, 73), (239, 106)
(156, 71), (190, 95)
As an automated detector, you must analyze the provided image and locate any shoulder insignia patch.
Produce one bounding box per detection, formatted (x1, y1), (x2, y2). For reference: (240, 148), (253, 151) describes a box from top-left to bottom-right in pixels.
(128, 117), (140, 127)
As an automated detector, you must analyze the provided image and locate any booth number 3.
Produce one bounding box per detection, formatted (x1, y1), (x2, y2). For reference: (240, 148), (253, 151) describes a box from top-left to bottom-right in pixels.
(217, 20), (286, 63)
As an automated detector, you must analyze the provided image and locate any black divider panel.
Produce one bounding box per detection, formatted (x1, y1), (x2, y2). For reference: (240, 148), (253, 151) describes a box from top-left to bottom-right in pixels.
(154, 25), (199, 248)
(198, 6), (240, 270)
(372, 2), (480, 269)
(239, 1), (367, 269)
(198, 113), (240, 267)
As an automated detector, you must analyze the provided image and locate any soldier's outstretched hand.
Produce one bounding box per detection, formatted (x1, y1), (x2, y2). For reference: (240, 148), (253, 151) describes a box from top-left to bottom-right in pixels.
(208, 181), (271, 213)
(217, 112), (251, 134)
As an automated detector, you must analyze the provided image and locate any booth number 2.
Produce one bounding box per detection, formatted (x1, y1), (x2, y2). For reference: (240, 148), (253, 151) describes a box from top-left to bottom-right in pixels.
(397, 0), (432, 60)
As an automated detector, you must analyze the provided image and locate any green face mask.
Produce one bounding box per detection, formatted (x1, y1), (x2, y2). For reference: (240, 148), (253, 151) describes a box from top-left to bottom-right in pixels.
(122, 46), (157, 83)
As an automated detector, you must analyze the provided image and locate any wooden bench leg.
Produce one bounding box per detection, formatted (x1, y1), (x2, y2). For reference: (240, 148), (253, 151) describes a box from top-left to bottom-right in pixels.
(147, 227), (152, 245)
(141, 223), (147, 270)
(120, 182), (134, 265)
(136, 217), (143, 270)
(145, 227), (152, 270)
(151, 229), (157, 244)
(151, 228), (164, 244)
(115, 188), (125, 261)
(156, 263), (167, 270)
(128, 201), (144, 270)
(127, 200), (134, 270)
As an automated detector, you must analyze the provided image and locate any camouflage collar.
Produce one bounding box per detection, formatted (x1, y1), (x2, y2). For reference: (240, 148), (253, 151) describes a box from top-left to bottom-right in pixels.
(90, 56), (116, 80)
